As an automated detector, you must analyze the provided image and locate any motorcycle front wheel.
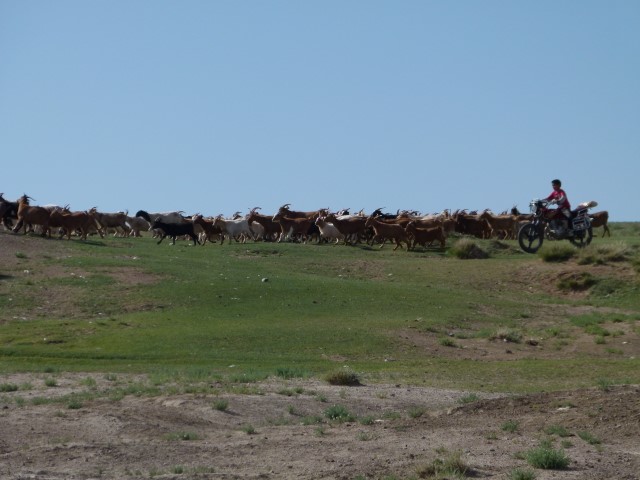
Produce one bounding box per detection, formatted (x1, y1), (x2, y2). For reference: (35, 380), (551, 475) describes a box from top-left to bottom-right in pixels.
(518, 223), (544, 254)
(569, 227), (593, 249)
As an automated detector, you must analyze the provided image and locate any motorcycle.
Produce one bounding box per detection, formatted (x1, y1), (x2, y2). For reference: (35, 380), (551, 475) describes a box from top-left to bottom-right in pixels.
(517, 199), (597, 254)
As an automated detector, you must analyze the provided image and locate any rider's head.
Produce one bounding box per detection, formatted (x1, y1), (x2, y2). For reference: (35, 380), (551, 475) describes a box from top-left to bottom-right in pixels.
(551, 179), (562, 188)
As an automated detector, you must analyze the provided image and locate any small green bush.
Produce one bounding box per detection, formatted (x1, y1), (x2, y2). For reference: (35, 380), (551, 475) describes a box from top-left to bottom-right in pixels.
(324, 369), (361, 386)
(577, 431), (601, 445)
(212, 398), (229, 411)
(509, 467), (536, 480)
(525, 445), (570, 469)
(0, 383), (19, 392)
(544, 425), (570, 437)
(324, 404), (355, 423)
(449, 239), (489, 259)
(539, 244), (576, 262)
(415, 449), (469, 478)
(458, 393), (480, 404)
(577, 243), (631, 265)
(491, 329), (523, 343)
(502, 420), (519, 433)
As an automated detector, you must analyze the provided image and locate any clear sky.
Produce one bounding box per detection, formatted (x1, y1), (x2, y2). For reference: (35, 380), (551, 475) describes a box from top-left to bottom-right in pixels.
(1, 1), (638, 220)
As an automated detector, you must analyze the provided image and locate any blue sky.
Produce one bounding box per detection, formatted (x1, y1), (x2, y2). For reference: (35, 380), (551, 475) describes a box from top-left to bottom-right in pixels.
(1, 1), (638, 220)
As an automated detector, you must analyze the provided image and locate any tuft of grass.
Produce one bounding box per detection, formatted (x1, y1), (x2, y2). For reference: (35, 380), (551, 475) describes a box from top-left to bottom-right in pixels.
(415, 449), (469, 478)
(577, 243), (631, 265)
(556, 272), (597, 291)
(544, 424), (571, 437)
(596, 378), (614, 392)
(324, 369), (361, 386)
(491, 328), (523, 344)
(324, 404), (355, 423)
(525, 445), (570, 469)
(501, 420), (519, 433)
(439, 337), (458, 347)
(212, 398), (229, 411)
(15, 252), (28, 259)
(449, 238), (489, 259)
(242, 424), (256, 435)
(539, 244), (576, 262)
(577, 431), (601, 445)
(0, 383), (19, 392)
(509, 467), (536, 480)
(458, 393), (480, 404)
(45, 378), (58, 387)
(407, 406), (426, 418)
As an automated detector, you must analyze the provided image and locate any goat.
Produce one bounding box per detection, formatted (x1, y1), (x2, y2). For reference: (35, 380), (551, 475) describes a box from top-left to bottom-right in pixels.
(151, 218), (200, 245)
(49, 207), (97, 240)
(12, 195), (51, 236)
(314, 216), (345, 244)
(272, 212), (316, 243)
(589, 211), (610, 237)
(453, 212), (492, 239)
(89, 208), (130, 237)
(478, 210), (517, 239)
(364, 215), (410, 251)
(125, 215), (151, 237)
(191, 214), (223, 244)
(0, 193), (18, 230)
(246, 208), (280, 241)
(323, 213), (368, 245)
(212, 215), (253, 245)
(405, 221), (446, 250)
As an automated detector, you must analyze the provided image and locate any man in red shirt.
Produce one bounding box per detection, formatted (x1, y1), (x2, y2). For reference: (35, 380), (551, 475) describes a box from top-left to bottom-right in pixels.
(546, 179), (571, 232)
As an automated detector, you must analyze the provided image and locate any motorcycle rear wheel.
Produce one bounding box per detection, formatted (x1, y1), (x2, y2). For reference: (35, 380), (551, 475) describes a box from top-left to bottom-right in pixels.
(518, 223), (544, 253)
(569, 227), (593, 249)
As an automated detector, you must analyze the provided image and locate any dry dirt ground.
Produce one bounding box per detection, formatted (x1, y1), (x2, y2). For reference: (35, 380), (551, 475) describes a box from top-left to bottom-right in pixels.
(1, 232), (639, 479)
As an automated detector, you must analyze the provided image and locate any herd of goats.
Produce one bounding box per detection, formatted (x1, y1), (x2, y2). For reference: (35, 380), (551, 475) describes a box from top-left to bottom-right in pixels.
(0, 193), (611, 250)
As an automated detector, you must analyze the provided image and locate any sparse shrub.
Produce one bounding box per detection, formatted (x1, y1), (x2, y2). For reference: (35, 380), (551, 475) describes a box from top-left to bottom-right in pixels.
(359, 415), (375, 425)
(15, 252), (28, 259)
(556, 271), (596, 291)
(416, 449), (469, 478)
(449, 238), (489, 259)
(324, 404), (355, 423)
(577, 431), (601, 445)
(577, 243), (631, 265)
(502, 420), (519, 433)
(241, 424), (256, 434)
(408, 406), (426, 418)
(0, 383), (19, 392)
(212, 398), (229, 411)
(67, 399), (83, 409)
(525, 445), (570, 469)
(509, 467), (536, 480)
(458, 393), (480, 404)
(491, 329), (523, 343)
(324, 369), (361, 386)
(439, 337), (458, 347)
(45, 378), (57, 387)
(301, 415), (323, 425)
(539, 244), (576, 262)
(596, 378), (614, 392)
(275, 367), (307, 379)
(544, 425), (570, 437)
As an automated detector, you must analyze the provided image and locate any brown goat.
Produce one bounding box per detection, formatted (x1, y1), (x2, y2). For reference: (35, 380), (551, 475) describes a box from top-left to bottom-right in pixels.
(272, 212), (315, 243)
(12, 195), (51, 236)
(49, 208), (97, 240)
(365, 215), (410, 251)
(323, 213), (368, 245)
(589, 211), (610, 237)
(405, 221), (446, 250)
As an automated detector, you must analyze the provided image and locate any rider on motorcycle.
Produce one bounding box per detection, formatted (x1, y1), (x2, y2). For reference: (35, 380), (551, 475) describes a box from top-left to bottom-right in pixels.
(546, 179), (571, 234)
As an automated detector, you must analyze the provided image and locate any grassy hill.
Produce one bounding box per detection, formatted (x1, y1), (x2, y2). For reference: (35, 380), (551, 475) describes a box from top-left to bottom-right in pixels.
(1, 223), (639, 393)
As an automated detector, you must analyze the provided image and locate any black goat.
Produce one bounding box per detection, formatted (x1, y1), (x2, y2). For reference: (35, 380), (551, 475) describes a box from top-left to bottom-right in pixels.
(151, 219), (200, 246)
(0, 193), (19, 229)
